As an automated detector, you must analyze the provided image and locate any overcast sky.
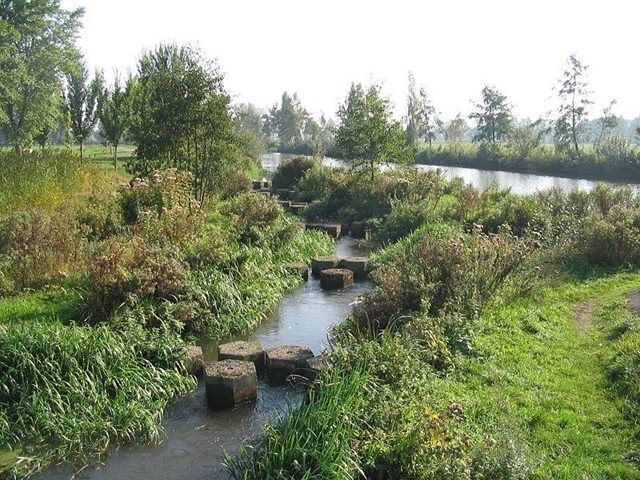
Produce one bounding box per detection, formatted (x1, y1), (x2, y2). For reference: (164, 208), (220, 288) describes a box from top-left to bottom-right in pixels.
(61, 0), (640, 122)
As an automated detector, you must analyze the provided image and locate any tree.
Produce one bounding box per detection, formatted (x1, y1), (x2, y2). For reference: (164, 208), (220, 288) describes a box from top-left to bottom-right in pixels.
(33, 91), (64, 153)
(128, 44), (240, 204)
(98, 75), (130, 169)
(406, 72), (420, 148)
(469, 86), (512, 145)
(444, 114), (468, 156)
(335, 82), (412, 182)
(0, 0), (83, 150)
(508, 119), (547, 159)
(595, 100), (619, 149)
(64, 61), (103, 159)
(554, 54), (592, 157)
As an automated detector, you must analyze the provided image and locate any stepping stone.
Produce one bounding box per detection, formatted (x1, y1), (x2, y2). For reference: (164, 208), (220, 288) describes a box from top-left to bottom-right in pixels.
(266, 345), (314, 382)
(320, 268), (354, 289)
(350, 221), (368, 239)
(185, 345), (204, 376)
(218, 341), (266, 372)
(289, 203), (308, 214)
(304, 355), (329, 381)
(306, 223), (342, 238)
(276, 189), (291, 200)
(311, 256), (341, 275)
(340, 256), (370, 279)
(205, 360), (258, 409)
(283, 262), (309, 281)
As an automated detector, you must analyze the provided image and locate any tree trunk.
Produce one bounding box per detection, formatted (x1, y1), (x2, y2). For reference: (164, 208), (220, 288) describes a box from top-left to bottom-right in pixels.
(114, 144), (118, 170)
(80, 141), (84, 161)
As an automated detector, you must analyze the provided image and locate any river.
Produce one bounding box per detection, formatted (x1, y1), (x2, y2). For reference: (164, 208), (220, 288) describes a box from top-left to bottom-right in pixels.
(261, 152), (640, 195)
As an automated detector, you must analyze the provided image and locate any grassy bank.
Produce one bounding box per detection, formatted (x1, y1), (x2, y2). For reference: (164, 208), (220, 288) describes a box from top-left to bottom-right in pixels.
(228, 158), (640, 479)
(0, 151), (332, 477)
(416, 143), (640, 183)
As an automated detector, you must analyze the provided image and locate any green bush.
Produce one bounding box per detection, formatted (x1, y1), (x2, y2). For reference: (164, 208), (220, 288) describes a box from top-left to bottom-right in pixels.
(271, 156), (316, 190)
(0, 209), (87, 294)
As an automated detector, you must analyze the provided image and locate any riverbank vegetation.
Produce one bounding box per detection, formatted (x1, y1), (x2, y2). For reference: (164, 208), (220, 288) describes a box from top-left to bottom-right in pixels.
(229, 160), (640, 479)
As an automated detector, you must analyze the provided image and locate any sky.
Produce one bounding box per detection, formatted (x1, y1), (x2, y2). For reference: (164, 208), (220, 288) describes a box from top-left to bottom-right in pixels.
(61, 0), (640, 122)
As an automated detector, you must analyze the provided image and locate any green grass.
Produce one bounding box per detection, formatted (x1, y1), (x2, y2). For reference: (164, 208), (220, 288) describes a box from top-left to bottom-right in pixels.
(454, 271), (640, 478)
(229, 269), (640, 479)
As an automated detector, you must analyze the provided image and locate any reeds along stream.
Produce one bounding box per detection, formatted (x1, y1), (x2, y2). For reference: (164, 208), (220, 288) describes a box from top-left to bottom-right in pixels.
(38, 237), (372, 480)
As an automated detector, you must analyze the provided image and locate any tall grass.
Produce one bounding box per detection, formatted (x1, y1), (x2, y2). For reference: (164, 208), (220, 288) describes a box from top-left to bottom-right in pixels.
(226, 367), (370, 480)
(0, 151), (87, 215)
(0, 320), (195, 477)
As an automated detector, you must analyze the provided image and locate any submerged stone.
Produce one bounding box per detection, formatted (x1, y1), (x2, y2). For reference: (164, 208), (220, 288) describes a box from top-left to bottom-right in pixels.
(305, 223), (342, 238)
(311, 256), (341, 275)
(205, 360), (258, 409)
(320, 268), (354, 290)
(266, 345), (314, 382)
(340, 256), (370, 279)
(218, 341), (266, 372)
(350, 221), (368, 239)
(185, 345), (204, 376)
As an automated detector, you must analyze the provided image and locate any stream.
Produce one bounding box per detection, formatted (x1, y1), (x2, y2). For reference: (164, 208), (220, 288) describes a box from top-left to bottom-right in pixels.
(40, 238), (370, 480)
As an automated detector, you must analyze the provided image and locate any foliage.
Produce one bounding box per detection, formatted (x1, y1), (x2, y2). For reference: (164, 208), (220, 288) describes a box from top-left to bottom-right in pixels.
(554, 54), (592, 157)
(127, 44), (241, 203)
(469, 85), (513, 145)
(0, 0), (83, 149)
(64, 60), (103, 159)
(335, 82), (412, 182)
(271, 156), (316, 190)
(98, 75), (130, 169)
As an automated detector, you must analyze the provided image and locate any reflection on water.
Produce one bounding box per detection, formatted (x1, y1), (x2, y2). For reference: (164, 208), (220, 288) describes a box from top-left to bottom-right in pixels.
(261, 153), (639, 195)
(40, 238), (369, 480)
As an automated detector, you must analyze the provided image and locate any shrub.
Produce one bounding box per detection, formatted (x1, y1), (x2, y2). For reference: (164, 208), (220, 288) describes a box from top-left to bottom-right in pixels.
(354, 225), (532, 332)
(86, 236), (189, 320)
(222, 192), (284, 244)
(119, 169), (194, 225)
(271, 156), (317, 190)
(0, 209), (86, 293)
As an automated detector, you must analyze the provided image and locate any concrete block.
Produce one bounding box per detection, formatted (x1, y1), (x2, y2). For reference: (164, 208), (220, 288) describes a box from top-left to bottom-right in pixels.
(305, 223), (342, 238)
(205, 360), (258, 409)
(311, 256), (341, 275)
(350, 221), (368, 239)
(185, 345), (204, 376)
(339, 256), (370, 279)
(320, 268), (354, 289)
(266, 345), (314, 382)
(252, 180), (262, 190)
(218, 341), (266, 372)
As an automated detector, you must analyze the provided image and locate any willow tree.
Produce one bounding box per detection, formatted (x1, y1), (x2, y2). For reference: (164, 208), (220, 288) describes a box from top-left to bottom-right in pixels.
(127, 44), (240, 204)
(335, 82), (412, 183)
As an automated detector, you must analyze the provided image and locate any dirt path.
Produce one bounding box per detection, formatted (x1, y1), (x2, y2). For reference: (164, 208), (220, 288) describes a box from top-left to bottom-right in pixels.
(574, 298), (598, 333)
(627, 290), (640, 315)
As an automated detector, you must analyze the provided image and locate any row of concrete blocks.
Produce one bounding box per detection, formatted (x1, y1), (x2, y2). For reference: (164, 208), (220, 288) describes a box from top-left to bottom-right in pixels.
(283, 256), (369, 289)
(305, 221), (368, 240)
(185, 342), (326, 409)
